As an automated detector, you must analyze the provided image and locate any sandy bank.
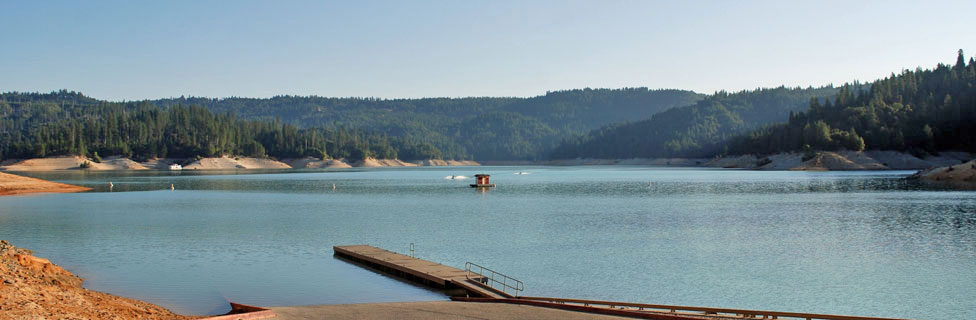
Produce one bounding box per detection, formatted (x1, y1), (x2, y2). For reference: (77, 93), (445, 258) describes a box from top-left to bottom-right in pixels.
(354, 157), (420, 167)
(413, 159), (480, 166)
(0, 172), (91, 196)
(283, 157), (353, 169)
(180, 156), (291, 170)
(484, 158), (707, 166)
(909, 159), (976, 185)
(1, 155), (480, 171)
(0, 156), (148, 171)
(524, 151), (971, 170)
(706, 151), (974, 171)
(0, 240), (194, 319)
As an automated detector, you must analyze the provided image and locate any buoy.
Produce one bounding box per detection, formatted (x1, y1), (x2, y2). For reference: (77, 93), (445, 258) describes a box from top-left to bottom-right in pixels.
(170, 184), (175, 190)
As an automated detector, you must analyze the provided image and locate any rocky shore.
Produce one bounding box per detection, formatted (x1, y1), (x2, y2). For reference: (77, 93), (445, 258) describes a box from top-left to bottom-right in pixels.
(0, 240), (194, 319)
(908, 159), (976, 185)
(705, 150), (973, 171)
(534, 150), (972, 171)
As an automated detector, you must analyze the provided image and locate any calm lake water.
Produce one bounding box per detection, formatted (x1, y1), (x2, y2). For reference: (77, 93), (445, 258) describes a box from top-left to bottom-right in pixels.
(1, 167), (974, 319)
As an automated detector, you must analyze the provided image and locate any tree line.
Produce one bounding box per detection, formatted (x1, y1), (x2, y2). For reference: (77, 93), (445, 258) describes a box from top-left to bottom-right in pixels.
(7, 51), (969, 163)
(727, 50), (976, 156)
(0, 97), (441, 161)
(2, 88), (703, 161)
(548, 86), (840, 159)
(150, 88), (703, 160)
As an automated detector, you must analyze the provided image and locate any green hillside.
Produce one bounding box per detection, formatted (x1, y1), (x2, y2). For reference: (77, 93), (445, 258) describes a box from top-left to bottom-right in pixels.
(728, 51), (976, 156)
(0, 88), (703, 161)
(549, 86), (840, 159)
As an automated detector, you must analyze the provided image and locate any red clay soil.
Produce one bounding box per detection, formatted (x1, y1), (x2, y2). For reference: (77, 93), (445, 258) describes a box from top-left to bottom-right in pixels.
(0, 172), (91, 196)
(0, 240), (197, 320)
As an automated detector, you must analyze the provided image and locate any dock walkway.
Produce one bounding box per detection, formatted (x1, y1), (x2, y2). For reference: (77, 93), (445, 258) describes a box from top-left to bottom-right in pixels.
(333, 244), (912, 320)
(333, 245), (510, 299)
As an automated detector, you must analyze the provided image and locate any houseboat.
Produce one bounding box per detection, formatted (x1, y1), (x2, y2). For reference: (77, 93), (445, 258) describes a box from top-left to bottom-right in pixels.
(470, 174), (495, 188)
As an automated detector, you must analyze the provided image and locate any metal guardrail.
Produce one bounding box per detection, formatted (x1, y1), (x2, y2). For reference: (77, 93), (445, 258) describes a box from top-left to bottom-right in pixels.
(516, 296), (911, 320)
(464, 262), (524, 297)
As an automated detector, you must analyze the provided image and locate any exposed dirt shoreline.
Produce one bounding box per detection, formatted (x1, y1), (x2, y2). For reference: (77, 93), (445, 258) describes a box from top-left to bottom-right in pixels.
(495, 150), (972, 171)
(705, 150), (973, 171)
(0, 240), (195, 319)
(1, 150), (971, 172)
(0, 171), (92, 196)
(0, 156), (481, 171)
(908, 159), (976, 186)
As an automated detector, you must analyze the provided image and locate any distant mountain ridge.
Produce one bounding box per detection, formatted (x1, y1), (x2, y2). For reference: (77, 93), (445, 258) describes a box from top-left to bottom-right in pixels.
(551, 51), (976, 161)
(13, 50), (969, 165)
(149, 88), (704, 160)
(0, 88), (703, 161)
(550, 86), (841, 159)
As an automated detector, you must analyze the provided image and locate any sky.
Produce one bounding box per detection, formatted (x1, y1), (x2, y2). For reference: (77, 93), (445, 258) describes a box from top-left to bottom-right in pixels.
(1, 0), (974, 101)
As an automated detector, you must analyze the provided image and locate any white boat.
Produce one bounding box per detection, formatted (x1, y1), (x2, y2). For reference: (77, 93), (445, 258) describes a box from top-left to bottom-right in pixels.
(169, 164), (183, 170)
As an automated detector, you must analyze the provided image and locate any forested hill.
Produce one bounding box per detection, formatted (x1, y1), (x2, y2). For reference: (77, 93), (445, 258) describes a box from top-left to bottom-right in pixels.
(0, 97), (414, 162)
(149, 88), (703, 160)
(152, 88), (702, 133)
(727, 51), (976, 156)
(549, 86), (840, 159)
(0, 88), (703, 161)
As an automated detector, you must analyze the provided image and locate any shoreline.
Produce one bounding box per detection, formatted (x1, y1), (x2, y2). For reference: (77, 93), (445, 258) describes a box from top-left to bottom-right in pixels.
(0, 171), (92, 196)
(490, 150), (973, 171)
(0, 239), (633, 320)
(0, 240), (196, 319)
(1, 150), (972, 172)
(0, 155), (482, 172)
(908, 159), (976, 187)
(704, 150), (973, 171)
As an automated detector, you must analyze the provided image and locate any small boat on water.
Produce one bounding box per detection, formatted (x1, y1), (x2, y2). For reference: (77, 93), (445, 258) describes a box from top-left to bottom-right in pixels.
(169, 163), (183, 170)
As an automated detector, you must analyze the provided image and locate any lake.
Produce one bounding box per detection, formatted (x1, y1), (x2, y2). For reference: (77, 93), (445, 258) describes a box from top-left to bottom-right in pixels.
(1, 166), (973, 319)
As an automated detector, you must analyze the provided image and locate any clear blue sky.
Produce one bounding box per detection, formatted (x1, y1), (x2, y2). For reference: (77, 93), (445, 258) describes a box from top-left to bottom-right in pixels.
(1, 0), (973, 101)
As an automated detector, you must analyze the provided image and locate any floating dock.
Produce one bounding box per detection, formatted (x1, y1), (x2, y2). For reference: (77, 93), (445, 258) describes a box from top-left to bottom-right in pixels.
(334, 245), (912, 320)
(333, 245), (514, 299)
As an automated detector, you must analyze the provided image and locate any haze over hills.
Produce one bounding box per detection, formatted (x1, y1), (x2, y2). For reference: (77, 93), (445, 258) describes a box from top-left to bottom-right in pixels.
(150, 88), (704, 160)
(549, 86), (842, 159)
(2, 52), (973, 164)
(552, 51), (976, 160)
(0, 88), (702, 161)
